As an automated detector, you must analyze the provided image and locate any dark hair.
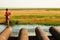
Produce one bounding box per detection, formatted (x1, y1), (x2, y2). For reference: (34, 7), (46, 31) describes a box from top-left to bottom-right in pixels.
(6, 8), (8, 11)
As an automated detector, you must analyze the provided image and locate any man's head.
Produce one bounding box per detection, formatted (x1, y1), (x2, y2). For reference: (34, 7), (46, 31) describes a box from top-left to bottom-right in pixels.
(6, 8), (8, 11)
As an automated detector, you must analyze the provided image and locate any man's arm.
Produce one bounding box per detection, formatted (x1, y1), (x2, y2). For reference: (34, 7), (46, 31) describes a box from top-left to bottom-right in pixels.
(9, 12), (11, 15)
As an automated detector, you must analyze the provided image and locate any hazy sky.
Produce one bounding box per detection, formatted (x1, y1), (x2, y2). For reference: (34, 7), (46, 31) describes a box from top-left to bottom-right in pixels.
(0, 0), (60, 8)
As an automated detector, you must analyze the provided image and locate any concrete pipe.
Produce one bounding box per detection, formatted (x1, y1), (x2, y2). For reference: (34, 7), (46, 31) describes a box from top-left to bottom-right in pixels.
(49, 27), (60, 40)
(0, 26), (12, 40)
(35, 27), (50, 40)
(18, 28), (28, 40)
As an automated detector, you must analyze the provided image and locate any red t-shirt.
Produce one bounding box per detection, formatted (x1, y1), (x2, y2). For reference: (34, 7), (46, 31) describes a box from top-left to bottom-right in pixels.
(5, 11), (11, 16)
(5, 11), (11, 19)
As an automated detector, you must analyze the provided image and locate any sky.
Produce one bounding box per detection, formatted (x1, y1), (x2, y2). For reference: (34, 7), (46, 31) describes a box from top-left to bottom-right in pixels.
(0, 0), (60, 8)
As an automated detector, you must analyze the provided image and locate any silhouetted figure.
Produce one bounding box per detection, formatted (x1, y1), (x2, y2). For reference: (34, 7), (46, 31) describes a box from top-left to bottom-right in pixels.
(5, 8), (11, 25)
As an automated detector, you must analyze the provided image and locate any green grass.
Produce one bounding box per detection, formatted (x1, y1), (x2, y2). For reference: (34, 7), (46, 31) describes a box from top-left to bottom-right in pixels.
(11, 15), (60, 19)
(0, 15), (60, 26)
(11, 15), (45, 19)
(0, 8), (60, 26)
(9, 19), (60, 26)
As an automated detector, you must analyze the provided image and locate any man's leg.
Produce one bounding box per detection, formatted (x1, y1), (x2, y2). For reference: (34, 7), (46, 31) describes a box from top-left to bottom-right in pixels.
(7, 19), (9, 26)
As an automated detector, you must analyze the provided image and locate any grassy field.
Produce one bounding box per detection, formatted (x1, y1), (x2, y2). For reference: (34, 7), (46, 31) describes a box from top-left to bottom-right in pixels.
(0, 8), (60, 25)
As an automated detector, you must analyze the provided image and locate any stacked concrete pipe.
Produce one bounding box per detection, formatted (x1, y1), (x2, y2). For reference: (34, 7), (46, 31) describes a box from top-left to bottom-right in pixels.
(18, 28), (28, 40)
(49, 27), (60, 40)
(35, 27), (50, 40)
(0, 26), (12, 40)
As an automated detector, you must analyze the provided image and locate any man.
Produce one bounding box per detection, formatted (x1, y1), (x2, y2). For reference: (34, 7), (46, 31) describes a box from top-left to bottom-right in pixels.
(5, 8), (11, 25)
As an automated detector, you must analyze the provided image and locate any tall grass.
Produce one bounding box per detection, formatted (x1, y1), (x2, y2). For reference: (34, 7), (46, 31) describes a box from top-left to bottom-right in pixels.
(11, 15), (60, 19)
(0, 9), (60, 26)
(9, 18), (60, 26)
